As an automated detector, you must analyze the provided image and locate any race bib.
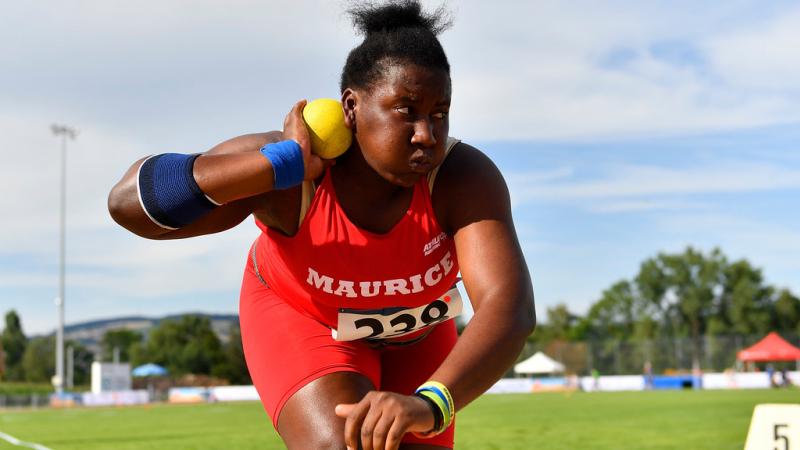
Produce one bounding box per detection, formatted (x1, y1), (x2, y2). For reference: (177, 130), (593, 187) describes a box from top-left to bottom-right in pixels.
(332, 286), (463, 342)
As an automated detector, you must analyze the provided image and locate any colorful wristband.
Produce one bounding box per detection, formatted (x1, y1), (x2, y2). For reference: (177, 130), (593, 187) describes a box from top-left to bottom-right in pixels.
(413, 381), (455, 437)
(259, 140), (304, 189)
(414, 392), (443, 437)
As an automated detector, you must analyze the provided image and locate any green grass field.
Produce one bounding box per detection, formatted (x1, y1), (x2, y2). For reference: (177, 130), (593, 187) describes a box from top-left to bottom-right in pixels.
(0, 389), (797, 449)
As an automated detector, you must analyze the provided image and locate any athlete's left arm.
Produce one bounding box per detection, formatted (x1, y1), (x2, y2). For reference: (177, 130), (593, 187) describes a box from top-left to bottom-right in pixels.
(334, 143), (536, 450)
(431, 141), (537, 410)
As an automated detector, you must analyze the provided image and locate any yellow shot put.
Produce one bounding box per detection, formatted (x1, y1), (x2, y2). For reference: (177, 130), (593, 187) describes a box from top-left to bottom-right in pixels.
(302, 98), (352, 159)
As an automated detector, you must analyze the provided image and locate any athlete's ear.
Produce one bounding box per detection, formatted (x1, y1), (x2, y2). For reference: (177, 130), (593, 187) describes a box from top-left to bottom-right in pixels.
(341, 88), (357, 131)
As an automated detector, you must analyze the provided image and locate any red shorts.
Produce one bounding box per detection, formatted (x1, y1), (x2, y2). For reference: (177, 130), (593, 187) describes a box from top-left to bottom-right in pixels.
(239, 253), (457, 448)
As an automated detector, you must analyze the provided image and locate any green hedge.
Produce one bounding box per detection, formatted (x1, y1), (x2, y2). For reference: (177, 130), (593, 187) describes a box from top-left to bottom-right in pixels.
(0, 382), (54, 395)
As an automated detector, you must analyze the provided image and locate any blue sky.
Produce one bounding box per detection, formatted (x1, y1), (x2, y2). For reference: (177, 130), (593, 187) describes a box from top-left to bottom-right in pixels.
(1, 1), (798, 335)
(484, 126), (800, 316)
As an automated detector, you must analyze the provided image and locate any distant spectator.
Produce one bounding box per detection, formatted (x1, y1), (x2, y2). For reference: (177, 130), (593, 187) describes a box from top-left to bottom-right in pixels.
(766, 364), (776, 388)
(779, 368), (792, 388)
(643, 361), (654, 390)
(692, 364), (703, 390)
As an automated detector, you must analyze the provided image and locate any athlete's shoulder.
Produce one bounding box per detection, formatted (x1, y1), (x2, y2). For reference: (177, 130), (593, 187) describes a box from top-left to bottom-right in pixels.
(432, 141), (511, 234)
(442, 141), (501, 178)
(435, 140), (507, 200)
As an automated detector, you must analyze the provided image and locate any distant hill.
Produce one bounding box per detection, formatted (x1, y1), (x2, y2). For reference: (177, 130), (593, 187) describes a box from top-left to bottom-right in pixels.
(62, 313), (239, 355)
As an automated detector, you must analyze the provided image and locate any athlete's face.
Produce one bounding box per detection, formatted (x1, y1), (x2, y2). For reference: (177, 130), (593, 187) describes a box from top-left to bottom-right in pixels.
(343, 62), (451, 187)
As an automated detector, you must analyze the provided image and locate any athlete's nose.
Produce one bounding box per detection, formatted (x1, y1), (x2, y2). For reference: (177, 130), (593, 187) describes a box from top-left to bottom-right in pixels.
(411, 117), (436, 148)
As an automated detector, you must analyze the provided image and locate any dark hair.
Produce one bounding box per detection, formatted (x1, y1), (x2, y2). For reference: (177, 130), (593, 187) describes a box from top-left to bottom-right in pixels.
(340, 0), (452, 92)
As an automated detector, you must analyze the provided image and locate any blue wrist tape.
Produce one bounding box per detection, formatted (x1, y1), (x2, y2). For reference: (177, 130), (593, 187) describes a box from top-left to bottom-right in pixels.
(260, 140), (304, 189)
(137, 153), (217, 229)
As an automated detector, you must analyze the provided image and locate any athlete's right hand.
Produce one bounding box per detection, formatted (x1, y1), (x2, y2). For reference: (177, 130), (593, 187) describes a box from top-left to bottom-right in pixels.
(282, 99), (332, 181)
(335, 391), (436, 450)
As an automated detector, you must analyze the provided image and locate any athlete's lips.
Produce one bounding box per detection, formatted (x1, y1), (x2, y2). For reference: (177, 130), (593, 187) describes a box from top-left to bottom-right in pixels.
(409, 159), (434, 173)
(409, 149), (434, 172)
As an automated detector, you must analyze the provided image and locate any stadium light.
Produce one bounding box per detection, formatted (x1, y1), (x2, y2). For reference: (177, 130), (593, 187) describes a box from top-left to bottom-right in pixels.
(66, 345), (74, 389)
(51, 124), (77, 395)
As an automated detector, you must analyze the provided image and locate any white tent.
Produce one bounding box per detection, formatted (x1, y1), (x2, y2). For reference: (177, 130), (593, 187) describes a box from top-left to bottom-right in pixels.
(514, 352), (565, 375)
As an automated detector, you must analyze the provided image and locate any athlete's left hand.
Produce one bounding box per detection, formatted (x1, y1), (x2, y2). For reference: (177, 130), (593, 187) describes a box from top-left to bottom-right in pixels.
(335, 391), (435, 450)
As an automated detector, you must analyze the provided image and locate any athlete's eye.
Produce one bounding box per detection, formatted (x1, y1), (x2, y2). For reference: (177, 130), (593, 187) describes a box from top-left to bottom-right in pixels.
(432, 111), (449, 120)
(396, 106), (410, 115)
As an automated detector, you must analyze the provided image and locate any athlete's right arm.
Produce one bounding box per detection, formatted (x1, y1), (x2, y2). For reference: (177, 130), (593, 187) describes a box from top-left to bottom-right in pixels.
(107, 100), (326, 240)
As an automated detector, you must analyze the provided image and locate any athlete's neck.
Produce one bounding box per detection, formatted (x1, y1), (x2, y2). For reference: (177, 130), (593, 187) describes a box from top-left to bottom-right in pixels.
(333, 147), (412, 205)
(331, 149), (415, 234)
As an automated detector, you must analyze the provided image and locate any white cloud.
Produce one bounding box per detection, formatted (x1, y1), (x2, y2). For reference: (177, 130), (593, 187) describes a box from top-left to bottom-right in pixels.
(446, 1), (800, 139)
(652, 211), (800, 292)
(586, 199), (709, 213)
(508, 160), (800, 205)
(3, 1), (799, 143)
(3, 1), (800, 332)
(0, 112), (145, 254)
(704, 8), (800, 92)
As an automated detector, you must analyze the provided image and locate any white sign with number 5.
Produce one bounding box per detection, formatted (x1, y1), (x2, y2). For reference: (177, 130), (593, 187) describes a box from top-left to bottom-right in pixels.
(745, 404), (800, 450)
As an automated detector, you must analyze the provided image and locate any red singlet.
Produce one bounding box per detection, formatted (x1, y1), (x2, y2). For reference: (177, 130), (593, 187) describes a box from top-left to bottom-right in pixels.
(240, 163), (461, 447)
(255, 169), (460, 334)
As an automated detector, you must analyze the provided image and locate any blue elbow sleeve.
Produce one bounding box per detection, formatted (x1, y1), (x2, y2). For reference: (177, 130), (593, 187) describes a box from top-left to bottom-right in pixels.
(137, 153), (218, 229)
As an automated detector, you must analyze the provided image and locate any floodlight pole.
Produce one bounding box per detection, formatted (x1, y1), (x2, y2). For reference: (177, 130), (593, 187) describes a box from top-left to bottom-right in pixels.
(66, 345), (74, 389)
(51, 124), (77, 395)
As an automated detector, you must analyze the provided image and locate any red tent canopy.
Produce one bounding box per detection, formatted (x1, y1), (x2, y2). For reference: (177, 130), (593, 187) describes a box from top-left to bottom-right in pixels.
(737, 332), (800, 362)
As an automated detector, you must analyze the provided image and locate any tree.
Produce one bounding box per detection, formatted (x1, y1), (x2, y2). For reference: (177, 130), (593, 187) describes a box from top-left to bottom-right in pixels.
(101, 329), (142, 362)
(530, 303), (579, 343)
(576, 281), (644, 373)
(212, 324), (251, 385)
(21, 335), (54, 383)
(635, 258), (671, 333)
(578, 281), (639, 341)
(66, 340), (95, 387)
(1, 310), (28, 381)
(773, 289), (800, 335)
(132, 315), (224, 376)
(720, 259), (773, 335)
(665, 248), (724, 369)
(525, 247), (797, 374)
(18, 334), (94, 386)
(634, 248), (726, 370)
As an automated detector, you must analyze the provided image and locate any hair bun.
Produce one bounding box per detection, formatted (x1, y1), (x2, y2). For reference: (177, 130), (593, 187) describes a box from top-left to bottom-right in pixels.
(349, 0), (451, 36)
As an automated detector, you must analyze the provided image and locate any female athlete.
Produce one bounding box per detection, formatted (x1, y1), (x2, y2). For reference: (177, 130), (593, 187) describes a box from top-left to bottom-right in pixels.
(108, 1), (535, 449)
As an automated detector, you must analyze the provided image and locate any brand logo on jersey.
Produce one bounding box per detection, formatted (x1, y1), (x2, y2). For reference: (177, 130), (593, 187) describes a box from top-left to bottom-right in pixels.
(423, 232), (448, 256)
(306, 251), (455, 298)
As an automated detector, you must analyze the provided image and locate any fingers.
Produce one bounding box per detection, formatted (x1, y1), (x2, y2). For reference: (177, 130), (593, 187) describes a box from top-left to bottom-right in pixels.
(384, 420), (406, 450)
(342, 397), (370, 450)
(334, 403), (354, 418)
(361, 406), (383, 450)
(282, 99), (309, 142)
(283, 99), (306, 131)
(372, 411), (408, 450)
(280, 98), (321, 180)
(370, 400), (413, 450)
(290, 99), (307, 117)
(337, 392), (420, 450)
(305, 151), (336, 180)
